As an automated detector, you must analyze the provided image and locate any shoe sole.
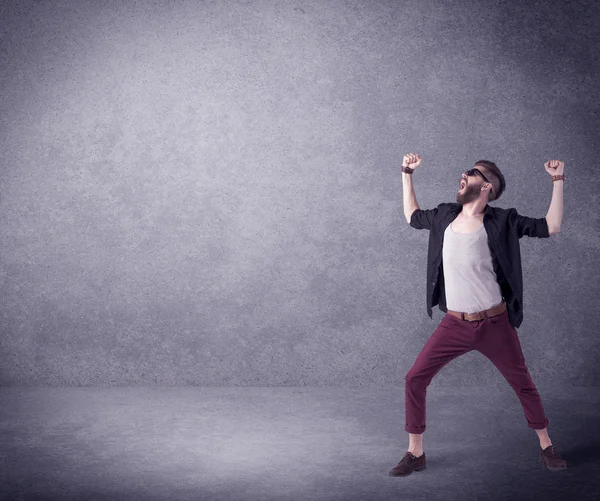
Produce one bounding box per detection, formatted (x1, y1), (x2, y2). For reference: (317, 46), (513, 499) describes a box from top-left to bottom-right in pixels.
(539, 455), (567, 471)
(389, 464), (427, 476)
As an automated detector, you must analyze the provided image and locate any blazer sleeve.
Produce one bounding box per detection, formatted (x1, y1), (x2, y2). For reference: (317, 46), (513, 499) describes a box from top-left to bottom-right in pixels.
(508, 208), (550, 239)
(410, 207), (438, 231)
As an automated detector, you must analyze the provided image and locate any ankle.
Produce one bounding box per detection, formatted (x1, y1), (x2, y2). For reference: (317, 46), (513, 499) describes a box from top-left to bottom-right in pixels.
(408, 448), (423, 457)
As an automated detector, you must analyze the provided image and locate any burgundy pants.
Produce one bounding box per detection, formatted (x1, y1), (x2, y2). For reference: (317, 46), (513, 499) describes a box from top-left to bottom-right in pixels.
(405, 307), (549, 434)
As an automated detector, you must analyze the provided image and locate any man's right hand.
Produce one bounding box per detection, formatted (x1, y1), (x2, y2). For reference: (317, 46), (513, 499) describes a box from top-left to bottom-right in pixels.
(402, 153), (422, 170)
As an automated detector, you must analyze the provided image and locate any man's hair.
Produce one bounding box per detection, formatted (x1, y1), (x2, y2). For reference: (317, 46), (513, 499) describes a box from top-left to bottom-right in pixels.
(474, 160), (505, 202)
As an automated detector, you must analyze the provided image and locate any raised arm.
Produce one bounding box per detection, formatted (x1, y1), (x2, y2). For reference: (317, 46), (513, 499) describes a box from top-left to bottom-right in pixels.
(403, 170), (420, 224)
(402, 153), (421, 224)
(544, 159), (565, 235)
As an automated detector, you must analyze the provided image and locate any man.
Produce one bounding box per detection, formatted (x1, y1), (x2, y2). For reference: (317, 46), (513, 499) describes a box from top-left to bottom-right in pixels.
(389, 153), (566, 476)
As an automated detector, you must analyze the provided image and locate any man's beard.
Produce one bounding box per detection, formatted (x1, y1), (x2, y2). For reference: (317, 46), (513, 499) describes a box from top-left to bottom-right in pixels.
(456, 186), (477, 205)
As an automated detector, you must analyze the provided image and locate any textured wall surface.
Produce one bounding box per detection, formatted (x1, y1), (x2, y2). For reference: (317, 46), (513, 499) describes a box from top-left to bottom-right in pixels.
(0, 0), (598, 386)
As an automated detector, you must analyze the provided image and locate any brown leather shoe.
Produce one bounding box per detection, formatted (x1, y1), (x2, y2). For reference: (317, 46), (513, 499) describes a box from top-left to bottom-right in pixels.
(539, 445), (567, 471)
(389, 451), (427, 476)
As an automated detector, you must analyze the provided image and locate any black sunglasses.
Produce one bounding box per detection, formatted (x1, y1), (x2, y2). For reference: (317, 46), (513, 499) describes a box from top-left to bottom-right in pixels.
(466, 168), (492, 192)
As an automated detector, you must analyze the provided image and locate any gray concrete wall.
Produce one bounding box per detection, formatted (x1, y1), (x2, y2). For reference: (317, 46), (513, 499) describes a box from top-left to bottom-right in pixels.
(0, 0), (597, 386)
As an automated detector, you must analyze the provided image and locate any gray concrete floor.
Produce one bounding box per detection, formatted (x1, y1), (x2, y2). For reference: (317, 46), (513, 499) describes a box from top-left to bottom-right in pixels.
(1, 387), (598, 501)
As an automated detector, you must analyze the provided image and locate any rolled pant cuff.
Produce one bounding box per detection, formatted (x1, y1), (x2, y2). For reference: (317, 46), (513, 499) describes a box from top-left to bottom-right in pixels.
(405, 425), (426, 434)
(528, 418), (549, 430)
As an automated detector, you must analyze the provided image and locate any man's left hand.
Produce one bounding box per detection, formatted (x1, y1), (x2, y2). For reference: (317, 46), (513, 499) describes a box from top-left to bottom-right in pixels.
(544, 160), (565, 176)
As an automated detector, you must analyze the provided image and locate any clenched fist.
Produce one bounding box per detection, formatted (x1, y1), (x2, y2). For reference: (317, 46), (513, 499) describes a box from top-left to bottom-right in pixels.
(403, 153), (422, 170)
(544, 159), (565, 176)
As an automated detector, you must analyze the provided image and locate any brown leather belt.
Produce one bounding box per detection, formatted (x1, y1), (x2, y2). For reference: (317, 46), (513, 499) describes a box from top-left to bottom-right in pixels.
(447, 300), (507, 322)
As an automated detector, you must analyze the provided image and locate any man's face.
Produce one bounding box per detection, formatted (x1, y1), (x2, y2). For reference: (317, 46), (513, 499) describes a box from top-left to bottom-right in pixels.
(456, 168), (490, 205)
